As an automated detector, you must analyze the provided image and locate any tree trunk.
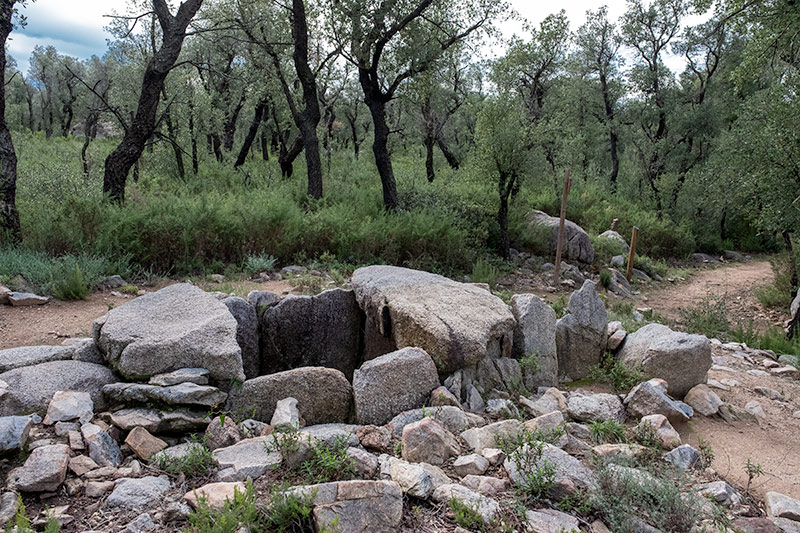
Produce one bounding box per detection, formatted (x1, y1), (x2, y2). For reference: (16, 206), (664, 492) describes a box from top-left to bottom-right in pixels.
(222, 91), (245, 153)
(189, 101), (198, 174)
(279, 136), (304, 178)
(81, 111), (99, 176)
(437, 137), (459, 169)
(260, 128), (269, 161)
(210, 133), (223, 162)
(783, 231), (798, 296)
(103, 0), (203, 203)
(0, 1), (20, 243)
(424, 134), (435, 183)
(498, 187), (510, 260)
(235, 97), (267, 168)
(364, 97), (398, 210)
(164, 109), (185, 179)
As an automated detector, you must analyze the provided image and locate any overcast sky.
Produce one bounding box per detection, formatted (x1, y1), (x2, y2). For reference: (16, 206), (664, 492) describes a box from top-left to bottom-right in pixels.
(8, 0), (699, 74)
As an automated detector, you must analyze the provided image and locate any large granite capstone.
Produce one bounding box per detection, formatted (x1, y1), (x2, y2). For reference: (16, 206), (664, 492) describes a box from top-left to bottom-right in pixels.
(94, 283), (244, 383)
(350, 266), (515, 373)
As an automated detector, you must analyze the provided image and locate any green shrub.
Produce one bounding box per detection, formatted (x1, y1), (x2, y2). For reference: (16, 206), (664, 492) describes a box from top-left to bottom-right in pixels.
(679, 295), (729, 338)
(593, 236), (626, 265)
(590, 420), (628, 444)
(244, 252), (278, 275)
(154, 438), (216, 477)
(470, 257), (501, 288)
(755, 257), (796, 308)
(590, 462), (701, 532)
(520, 352), (540, 376)
(599, 268), (612, 289)
(299, 434), (355, 484)
(590, 354), (644, 393)
(730, 322), (800, 356)
(551, 295), (567, 318)
(52, 264), (90, 300)
(449, 497), (486, 531)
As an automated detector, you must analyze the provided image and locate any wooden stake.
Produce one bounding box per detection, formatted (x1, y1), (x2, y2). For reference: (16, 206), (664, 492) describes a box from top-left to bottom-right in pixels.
(626, 226), (639, 282)
(553, 169), (572, 286)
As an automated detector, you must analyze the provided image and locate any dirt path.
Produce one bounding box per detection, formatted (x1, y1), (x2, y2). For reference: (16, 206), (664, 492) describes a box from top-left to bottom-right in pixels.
(638, 260), (784, 330)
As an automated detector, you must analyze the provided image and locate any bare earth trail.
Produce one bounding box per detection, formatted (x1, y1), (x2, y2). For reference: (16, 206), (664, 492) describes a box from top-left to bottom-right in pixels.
(2, 260), (798, 502)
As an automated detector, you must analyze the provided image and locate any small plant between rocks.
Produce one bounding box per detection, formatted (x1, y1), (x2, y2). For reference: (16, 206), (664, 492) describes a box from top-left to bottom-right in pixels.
(154, 437), (217, 478)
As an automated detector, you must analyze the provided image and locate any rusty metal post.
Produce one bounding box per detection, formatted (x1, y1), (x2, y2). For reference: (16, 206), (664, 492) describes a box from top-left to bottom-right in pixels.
(553, 169), (572, 286)
(626, 226), (639, 282)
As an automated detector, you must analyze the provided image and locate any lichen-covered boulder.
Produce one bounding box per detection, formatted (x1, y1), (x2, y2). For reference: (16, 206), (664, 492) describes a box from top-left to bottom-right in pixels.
(617, 323), (711, 397)
(556, 281), (608, 380)
(528, 210), (595, 264)
(511, 294), (558, 388)
(351, 266), (515, 373)
(94, 283), (244, 383)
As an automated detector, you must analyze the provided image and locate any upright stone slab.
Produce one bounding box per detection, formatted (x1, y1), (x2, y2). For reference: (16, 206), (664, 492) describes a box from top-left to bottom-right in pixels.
(511, 294), (558, 388)
(260, 289), (362, 379)
(351, 266), (515, 373)
(226, 367), (352, 425)
(222, 297), (260, 380)
(556, 281), (608, 380)
(617, 323), (711, 397)
(353, 348), (439, 425)
(94, 283), (244, 383)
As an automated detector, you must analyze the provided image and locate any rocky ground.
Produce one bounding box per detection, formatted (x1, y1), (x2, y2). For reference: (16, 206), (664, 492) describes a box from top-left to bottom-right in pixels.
(0, 259), (798, 532)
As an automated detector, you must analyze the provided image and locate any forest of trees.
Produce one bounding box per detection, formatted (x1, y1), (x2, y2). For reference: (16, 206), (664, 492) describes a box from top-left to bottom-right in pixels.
(0, 0), (798, 289)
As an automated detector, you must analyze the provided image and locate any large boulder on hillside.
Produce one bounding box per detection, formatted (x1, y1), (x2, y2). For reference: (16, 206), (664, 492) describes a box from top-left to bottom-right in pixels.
(350, 266), (515, 373)
(0, 345), (73, 373)
(792, 291), (799, 318)
(94, 283), (244, 383)
(222, 297), (260, 380)
(556, 281), (608, 380)
(511, 294), (558, 388)
(0, 360), (116, 417)
(260, 289), (362, 380)
(353, 348), (439, 425)
(598, 230), (630, 253)
(226, 367), (352, 425)
(528, 210), (595, 264)
(617, 323), (711, 397)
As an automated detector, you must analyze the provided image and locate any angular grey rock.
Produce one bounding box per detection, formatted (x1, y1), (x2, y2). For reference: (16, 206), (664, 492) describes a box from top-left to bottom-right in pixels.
(0, 492), (18, 529)
(94, 283), (244, 383)
(556, 281), (608, 380)
(353, 347), (439, 425)
(103, 382), (227, 407)
(608, 329), (627, 351)
(567, 392), (625, 423)
(9, 444), (70, 492)
(381, 456), (436, 498)
(526, 508), (581, 533)
(401, 417), (460, 466)
(347, 447), (379, 478)
(528, 210), (595, 264)
(460, 475), (509, 495)
(664, 444), (700, 470)
(100, 275), (126, 289)
(213, 436), (282, 479)
(521, 387), (568, 417)
(222, 296), (260, 380)
(151, 442), (205, 465)
(430, 386), (460, 407)
(511, 294), (558, 388)
(691, 253), (720, 263)
(698, 480), (741, 507)
(453, 454), (490, 477)
(388, 406), (482, 437)
(0, 360), (116, 417)
(0, 345), (73, 373)
(524, 410), (565, 434)
(505, 443), (598, 499)
(465, 383), (486, 413)
(247, 290), (281, 318)
(300, 424), (361, 447)
(205, 416), (243, 451)
(792, 291), (800, 318)
(638, 414), (681, 449)
(289, 480), (403, 533)
(624, 380), (691, 423)
(44, 391), (94, 425)
(599, 230), (630, 253)
(106, 476), (171, 509)
(432, 484), (500, 524)
(8, 292), (49, 306)
(271, 397), (301, 429)
(476, 356), (523, 396)
(110, 408), (208, 433)
(148, 368), (209, 387)
(124, 512), (157, 533)
(608, 268), (632, 298)
(82, 423), (122, 467)
(0, 416), (32, 453)
(238, 419), (268, 439)
(684, 384), (722, 416)
(767, 492), (800, 521)
(618, 323), (712, 397)
(351, 266), (515, 373)
(260, 288), (362, 379)
(461, 420), (522, 453)
(226, 367), (352, 425)
(485, 398), (519, 418)
(70, 338), (105, 364)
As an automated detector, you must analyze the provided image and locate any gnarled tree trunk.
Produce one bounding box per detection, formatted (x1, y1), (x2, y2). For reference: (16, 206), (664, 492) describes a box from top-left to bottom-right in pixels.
(0, 0), (21, 243)
(103, 0), (203, 203)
